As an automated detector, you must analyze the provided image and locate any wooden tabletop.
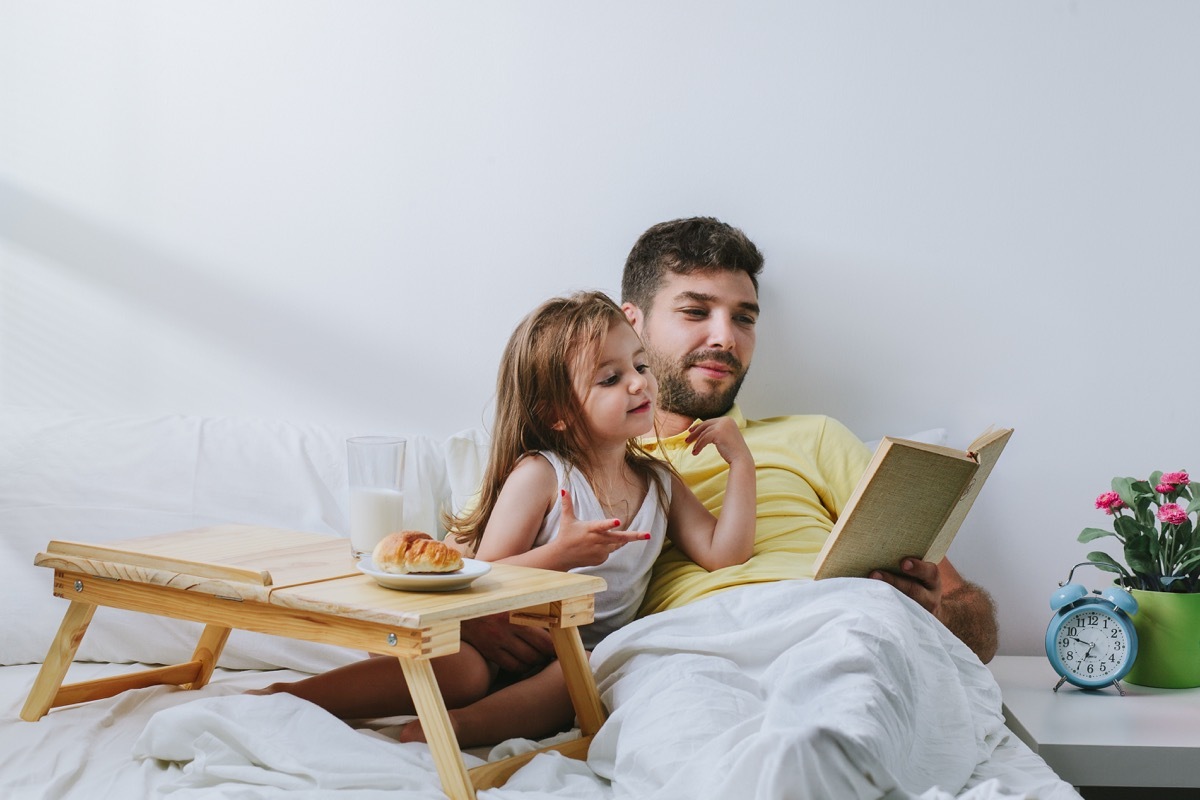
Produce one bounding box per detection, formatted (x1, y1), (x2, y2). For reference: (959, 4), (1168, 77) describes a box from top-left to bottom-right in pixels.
(35, 524), (360, 602)
(270, 565), (606, 628)
(34, 525), (607, 629)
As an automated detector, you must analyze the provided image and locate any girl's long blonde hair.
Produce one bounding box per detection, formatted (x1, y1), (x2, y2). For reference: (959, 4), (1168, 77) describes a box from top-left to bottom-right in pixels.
(447, 291), (666, 551)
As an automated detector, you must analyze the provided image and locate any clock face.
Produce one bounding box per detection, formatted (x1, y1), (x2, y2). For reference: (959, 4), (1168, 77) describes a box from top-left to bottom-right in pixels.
(1050, 605), (1133, 685)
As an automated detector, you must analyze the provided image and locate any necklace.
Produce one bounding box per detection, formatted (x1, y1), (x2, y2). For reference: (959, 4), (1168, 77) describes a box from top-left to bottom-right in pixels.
(591, 468), (644, 528)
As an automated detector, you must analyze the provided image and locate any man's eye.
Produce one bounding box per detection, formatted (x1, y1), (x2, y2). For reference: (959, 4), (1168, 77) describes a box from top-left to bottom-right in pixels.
(681, 308), (707, 318)
(735, 315), (758, 326)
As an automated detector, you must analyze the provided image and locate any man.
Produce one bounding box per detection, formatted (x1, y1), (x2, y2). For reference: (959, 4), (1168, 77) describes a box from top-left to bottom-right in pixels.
(464, 216), (997, 667)
(619, 216), (998, 662)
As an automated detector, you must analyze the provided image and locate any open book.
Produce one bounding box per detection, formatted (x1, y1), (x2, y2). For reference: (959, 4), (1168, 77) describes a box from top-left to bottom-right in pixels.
(812, 427), (1013, 580)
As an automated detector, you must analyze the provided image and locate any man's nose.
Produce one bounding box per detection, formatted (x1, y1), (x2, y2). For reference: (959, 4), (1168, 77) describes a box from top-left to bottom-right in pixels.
(706, 315), (737, 350)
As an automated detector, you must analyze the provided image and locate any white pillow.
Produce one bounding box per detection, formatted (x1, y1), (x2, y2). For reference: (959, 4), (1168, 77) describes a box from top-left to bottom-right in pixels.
(0, 407), (456, 671)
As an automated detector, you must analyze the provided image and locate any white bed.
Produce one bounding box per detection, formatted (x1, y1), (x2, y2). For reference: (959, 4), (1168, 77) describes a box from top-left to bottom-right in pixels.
(0, 407), (1081, 799)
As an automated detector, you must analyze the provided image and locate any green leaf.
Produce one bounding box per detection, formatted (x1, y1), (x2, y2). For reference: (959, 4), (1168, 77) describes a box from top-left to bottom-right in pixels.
(1150, 470), (1164, 491)
(1078, 527), (1116, 543)
(1113, 477), (1138, 508)
(1113, 515), (1144, 540)
(1086, 551), (1130, 577)
(1186, 495), (1200, 515)
(1125, 536), (1156, 576)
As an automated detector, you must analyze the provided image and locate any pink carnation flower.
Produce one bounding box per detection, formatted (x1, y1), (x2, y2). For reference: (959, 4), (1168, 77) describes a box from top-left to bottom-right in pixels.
(1095, 491), (1124, 514)
(1156, 483), (1175, 493)
(1157, 503), (1188, 526)
(1161, 471), (1191, 486)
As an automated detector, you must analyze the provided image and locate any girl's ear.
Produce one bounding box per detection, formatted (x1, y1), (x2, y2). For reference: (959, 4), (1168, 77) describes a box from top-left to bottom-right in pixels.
(551, 420), (566, 432)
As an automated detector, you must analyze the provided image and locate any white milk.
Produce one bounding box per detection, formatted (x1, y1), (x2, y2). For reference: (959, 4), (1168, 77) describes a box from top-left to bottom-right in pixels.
(350, 486), (404, 556)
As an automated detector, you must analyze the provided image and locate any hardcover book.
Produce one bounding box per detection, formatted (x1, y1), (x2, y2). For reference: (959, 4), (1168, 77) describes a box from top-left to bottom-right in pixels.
(812, 427), (1014, 580)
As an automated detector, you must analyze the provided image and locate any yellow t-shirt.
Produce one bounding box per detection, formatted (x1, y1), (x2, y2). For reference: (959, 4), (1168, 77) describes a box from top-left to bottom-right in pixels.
(638, 405), (871, 615)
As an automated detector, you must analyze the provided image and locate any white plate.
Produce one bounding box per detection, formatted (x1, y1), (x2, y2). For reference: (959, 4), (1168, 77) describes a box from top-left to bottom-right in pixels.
(357, 556), (491, 592)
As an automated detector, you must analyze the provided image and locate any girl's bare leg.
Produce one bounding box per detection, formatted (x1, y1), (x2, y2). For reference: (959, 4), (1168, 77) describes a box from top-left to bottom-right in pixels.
(400, 659), (575, 748)
(250, 645), (492, 720)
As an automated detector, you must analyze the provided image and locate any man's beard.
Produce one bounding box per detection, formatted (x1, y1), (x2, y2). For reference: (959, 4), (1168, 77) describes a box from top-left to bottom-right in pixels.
(649, 348), (748, 421)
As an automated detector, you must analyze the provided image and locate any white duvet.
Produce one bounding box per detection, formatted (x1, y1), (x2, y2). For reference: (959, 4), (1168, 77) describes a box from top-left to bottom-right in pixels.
(2, 579), (1080, 799)
(585, 578), (1018, 799)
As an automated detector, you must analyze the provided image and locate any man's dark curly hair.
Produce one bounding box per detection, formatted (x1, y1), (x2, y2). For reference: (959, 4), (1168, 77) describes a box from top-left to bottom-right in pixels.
(621, 217), (763, 312)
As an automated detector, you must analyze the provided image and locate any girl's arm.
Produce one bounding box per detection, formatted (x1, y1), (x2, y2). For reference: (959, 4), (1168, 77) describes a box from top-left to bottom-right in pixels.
(476, 455), (650, 571)
(473, 455), (558, 563)
(665, 417), (756, 571)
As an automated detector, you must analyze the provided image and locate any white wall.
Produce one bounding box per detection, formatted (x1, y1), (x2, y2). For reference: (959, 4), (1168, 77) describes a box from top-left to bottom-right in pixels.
(3, 1), (1199, 657)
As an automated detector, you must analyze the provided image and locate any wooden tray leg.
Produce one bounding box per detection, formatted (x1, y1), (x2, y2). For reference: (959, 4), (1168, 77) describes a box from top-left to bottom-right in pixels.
(510, 597), (607, 737)
(183, 624), (232, 690)
(20, 600), (96, 721)
(398, 657), (477, 800)
(549, 626), (607, 737)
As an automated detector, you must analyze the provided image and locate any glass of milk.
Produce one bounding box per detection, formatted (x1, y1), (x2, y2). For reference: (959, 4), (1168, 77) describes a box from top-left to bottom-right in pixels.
(346, 435), (406, 558)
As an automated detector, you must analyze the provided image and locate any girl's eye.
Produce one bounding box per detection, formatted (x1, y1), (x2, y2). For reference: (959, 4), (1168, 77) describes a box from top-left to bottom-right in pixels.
(636, 364), (650, 374)
(599, 374), (619, 387)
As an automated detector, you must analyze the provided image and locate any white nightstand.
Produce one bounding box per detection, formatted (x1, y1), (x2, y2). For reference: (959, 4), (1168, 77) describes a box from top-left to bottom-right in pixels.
(988, 656), (1200, 795)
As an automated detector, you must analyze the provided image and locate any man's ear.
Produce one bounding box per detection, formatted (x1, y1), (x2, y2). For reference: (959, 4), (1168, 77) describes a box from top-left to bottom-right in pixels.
(622, 302), (643, 332)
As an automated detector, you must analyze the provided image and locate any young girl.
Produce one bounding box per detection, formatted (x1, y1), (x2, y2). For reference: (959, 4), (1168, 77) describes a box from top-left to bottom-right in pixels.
(253, 291), (756, 748)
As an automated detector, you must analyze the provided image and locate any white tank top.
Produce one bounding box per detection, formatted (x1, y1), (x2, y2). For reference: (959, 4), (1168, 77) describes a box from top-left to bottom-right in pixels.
(532, 451), (671, 649)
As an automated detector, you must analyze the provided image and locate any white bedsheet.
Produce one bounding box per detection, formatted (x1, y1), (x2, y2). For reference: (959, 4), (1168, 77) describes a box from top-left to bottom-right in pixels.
(1, 580), (1081, 799)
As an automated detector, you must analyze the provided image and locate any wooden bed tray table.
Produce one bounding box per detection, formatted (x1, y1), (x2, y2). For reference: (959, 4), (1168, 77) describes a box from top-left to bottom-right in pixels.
(20, 524), (608, 800)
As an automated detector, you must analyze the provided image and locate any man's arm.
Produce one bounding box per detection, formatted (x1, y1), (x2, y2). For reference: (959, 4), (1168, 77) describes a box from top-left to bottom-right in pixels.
(869, 557), (998, 663)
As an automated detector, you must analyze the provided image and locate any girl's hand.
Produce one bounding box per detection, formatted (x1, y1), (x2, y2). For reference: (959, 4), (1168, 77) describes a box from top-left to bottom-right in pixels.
(554, 490), (651, 568)
(667, 419), (757, 571)
(685, 417), (753, 465)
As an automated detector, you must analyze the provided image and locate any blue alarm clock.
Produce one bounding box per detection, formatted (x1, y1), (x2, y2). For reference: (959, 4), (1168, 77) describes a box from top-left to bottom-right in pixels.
(1045, 564), (1139, 695)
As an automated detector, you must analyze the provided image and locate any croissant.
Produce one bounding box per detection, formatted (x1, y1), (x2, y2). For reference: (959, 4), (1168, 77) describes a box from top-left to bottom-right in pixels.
(372, 530), (464, 574)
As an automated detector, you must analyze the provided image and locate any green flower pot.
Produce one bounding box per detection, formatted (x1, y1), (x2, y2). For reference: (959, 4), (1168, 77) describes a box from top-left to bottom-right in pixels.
(1125, 589), (1200, 689)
